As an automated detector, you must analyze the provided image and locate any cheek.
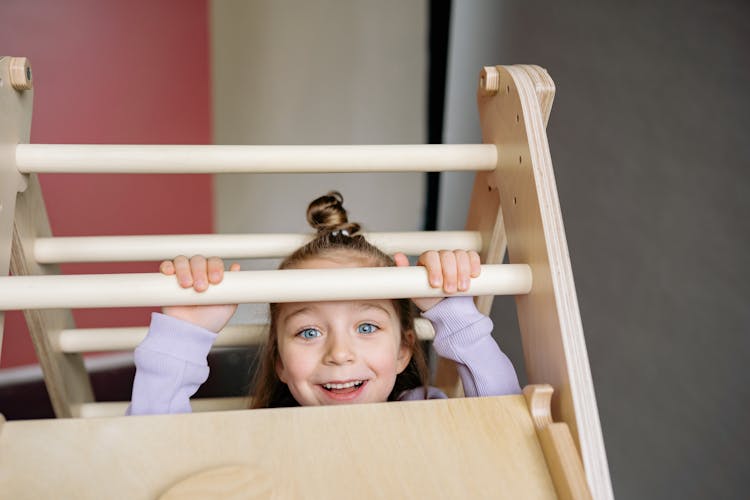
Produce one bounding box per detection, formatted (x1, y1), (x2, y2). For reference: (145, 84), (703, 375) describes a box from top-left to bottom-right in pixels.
(372, 339), (405, 374)
(278, 344), (317, 382)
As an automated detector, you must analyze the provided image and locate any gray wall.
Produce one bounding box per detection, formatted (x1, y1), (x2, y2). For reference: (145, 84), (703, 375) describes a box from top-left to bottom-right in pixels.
(443, 1), (749, 498)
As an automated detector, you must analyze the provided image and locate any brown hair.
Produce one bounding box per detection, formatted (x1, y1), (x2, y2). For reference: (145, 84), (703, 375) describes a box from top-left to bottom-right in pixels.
(250, 191), (429, 408)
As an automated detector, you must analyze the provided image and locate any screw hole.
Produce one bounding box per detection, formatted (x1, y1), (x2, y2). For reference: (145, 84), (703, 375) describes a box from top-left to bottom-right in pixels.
(513, 197), (517, 206)
(506, 85), (510, 94)
(516, 114), (520, 123)
(519, 155), (523, 164)
(26, 67), (32, 81)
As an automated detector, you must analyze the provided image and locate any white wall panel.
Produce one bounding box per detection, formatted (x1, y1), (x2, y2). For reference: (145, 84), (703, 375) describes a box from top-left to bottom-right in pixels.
(211, 0), (427, 322)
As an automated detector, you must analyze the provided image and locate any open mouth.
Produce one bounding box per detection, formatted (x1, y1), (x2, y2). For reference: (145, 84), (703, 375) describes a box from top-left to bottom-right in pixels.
(321, 380), (366, 395)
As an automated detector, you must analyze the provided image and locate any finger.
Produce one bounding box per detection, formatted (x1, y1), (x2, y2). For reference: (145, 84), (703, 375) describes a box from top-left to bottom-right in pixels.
(173, 255), (193, 288)
(417, 251), (442, 288)
(228, 262), (241, 272)
(455, 250), (472, 292)
(189, 255), (209, 292)
(159, 260), (175, 275)
(468, 251), (481, 278)
(207, 256), (224, 284)
(438, 250), (458, 293)
(393, 252), (409, 267)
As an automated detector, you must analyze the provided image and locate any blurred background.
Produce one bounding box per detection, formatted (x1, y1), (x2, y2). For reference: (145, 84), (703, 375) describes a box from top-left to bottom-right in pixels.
(1, 1), (748, 498)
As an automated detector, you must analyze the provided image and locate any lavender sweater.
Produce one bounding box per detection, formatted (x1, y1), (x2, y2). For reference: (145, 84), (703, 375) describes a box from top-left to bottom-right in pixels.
(127, 296), (520, 415)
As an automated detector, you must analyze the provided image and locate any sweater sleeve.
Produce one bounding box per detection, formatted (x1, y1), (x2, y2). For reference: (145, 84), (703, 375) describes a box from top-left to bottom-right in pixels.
(126, 313), (218, 416)
(422, 296), (521, 397)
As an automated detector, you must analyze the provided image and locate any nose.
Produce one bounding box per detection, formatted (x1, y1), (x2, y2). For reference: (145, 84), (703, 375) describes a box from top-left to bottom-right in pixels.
(323, 330), (355, 366)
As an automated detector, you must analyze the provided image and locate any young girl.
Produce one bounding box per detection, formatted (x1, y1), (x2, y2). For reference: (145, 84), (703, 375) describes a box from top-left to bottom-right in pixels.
(128, 192), (520, 415)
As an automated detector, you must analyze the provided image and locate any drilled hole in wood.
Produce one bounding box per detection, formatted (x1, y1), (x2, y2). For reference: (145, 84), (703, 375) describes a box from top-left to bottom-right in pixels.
(506, 85), (510, 94)
(513, 197), (517, 206)
(516, 114), (520, 123)
(519, 155), (523, 164)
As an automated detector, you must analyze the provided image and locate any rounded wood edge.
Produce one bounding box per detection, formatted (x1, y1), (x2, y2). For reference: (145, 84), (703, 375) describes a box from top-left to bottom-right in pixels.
(523, 384), (554, 430)
(514, 64), (555, 126)
(524, 385), (594, 500)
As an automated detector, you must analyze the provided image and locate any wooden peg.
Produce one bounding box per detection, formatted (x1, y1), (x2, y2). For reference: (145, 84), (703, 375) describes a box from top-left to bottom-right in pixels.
(9, 58), (32, 91)
(479, 66), (499, 96)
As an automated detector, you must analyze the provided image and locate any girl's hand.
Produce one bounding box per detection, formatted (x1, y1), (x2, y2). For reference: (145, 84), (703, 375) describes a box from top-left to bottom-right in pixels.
(393, 250), (481, 311)
(160, 255), (241, 333)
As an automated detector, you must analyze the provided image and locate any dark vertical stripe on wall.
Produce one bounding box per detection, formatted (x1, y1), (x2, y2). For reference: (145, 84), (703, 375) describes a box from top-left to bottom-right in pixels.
(424, 0), (452, 231)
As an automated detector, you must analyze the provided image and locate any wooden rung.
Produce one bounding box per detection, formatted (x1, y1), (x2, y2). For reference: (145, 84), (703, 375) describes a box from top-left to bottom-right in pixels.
(58, 318), (436, 353)
(0, 264), (532, 311)
(75, 397), (249, 418)
(15, 144), (498, 174)
(59, 325), (265, 352)
(33, 231), (483, 263)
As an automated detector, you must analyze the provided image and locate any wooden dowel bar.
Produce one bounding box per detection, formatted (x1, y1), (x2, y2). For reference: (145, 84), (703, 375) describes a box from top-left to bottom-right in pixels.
(0, 264), (531, 310)
(15, 144), (498, 174)
(33, 231), (483, 264)
(58, 318), (436, 353)
(59, 325), (265, 353)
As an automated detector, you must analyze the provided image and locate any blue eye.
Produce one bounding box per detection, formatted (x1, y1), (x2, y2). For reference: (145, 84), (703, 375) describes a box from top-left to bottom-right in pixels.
(357, 323), (378, 335)
(298, 328), (321, 339)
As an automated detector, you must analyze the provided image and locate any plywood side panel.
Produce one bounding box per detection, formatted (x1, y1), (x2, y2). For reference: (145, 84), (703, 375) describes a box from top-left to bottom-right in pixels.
(0, 56), (33, 356)
(11, 174), (94, 417)
(477, 65), (613, 499)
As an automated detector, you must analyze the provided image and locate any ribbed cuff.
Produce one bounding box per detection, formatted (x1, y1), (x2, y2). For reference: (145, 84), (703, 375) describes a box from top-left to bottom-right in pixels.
(422, 296), (493, 360)
(138, 313), (218, 364)
(421, 296), (486, 334)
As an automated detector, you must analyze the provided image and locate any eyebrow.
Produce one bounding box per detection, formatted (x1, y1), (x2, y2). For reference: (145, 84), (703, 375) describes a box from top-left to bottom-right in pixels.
(354, 302), (393, 317)
(279, 302), (393, 324)
(279, 306), (313, 324)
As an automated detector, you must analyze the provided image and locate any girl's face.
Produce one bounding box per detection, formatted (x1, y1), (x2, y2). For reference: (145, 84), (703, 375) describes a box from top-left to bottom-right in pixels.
(274, 256), (412, 406)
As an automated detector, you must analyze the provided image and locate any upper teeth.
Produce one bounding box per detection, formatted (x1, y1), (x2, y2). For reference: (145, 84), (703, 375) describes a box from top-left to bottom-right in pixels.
(323, 381), (363, 389)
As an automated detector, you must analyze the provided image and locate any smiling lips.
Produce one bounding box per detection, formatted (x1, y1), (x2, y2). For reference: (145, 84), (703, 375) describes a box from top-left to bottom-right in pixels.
(323, 380), (364, 390)
(320, 380), (367, 399)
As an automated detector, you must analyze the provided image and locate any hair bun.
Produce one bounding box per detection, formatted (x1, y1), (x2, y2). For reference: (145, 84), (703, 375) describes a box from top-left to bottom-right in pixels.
(306, 191), (361, 236)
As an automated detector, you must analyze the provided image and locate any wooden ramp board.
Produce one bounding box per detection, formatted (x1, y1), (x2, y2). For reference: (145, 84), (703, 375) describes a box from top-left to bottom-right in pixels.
(0, 396), (557, 499)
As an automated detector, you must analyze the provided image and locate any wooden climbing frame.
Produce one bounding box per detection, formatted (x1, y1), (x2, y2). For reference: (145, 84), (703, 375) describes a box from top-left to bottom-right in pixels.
(0, 57), (612, 499)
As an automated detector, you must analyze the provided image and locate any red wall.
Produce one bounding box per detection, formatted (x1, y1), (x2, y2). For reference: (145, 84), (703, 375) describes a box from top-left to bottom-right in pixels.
(0, 0), (213, 368)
